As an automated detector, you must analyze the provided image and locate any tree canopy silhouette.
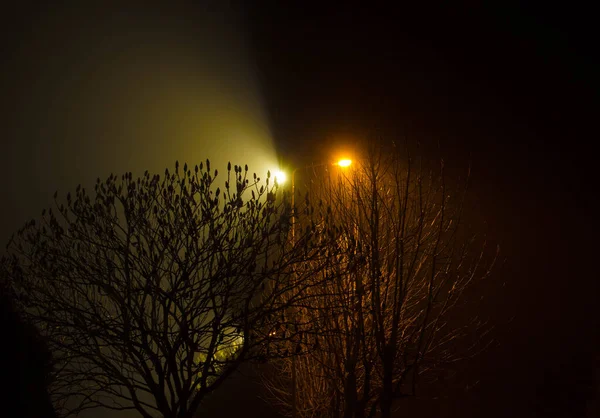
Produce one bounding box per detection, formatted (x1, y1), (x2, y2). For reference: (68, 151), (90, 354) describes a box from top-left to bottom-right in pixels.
(4, 160), (325, 418)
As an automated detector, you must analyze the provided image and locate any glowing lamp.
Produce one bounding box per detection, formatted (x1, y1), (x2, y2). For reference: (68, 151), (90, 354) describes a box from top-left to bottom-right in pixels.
(273, 170), (287, 184)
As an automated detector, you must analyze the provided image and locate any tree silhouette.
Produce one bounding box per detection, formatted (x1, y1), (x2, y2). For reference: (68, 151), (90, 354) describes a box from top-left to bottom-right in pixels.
(4, 161), (324, 418)
(264, 143), (497, 418)
(0, 258), (56, 418)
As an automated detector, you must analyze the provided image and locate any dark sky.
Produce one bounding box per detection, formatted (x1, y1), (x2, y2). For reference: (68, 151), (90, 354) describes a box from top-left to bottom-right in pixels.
(241, 3), (600, 417)
(2, 2), (599, 417)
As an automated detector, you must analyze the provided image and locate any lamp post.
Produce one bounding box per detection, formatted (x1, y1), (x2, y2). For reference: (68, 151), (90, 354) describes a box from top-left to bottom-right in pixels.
(282, 158), (352, 418)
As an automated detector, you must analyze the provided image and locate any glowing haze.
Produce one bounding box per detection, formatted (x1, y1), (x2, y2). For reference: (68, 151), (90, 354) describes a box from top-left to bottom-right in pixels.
(0, 4), (279, 243)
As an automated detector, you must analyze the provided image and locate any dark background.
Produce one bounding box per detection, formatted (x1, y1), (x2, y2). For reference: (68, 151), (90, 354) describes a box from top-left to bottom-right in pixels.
(234, 3), (600, 417)
(1, 2), (598, 417)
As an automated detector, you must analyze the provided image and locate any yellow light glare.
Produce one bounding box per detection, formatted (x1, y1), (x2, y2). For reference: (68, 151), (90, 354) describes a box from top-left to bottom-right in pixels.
(273, 170), (287, 184)
(337, 159), (352, 167)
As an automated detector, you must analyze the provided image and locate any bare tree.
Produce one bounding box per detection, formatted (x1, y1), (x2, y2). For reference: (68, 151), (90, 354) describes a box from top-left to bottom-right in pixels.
(3, 161), (324, 418)
(264, 143), (498, 418)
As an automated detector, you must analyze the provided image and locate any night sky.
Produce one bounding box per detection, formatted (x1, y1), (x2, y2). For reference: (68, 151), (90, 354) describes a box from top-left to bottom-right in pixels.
(1, 2), (598, 417)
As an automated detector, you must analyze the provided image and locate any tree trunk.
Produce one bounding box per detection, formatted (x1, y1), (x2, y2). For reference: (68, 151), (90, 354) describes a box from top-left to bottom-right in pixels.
(380, 348), (394, 418)
(343, 367), (358, 418)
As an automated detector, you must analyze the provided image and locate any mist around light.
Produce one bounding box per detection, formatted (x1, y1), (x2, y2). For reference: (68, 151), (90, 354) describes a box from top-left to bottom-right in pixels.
(0, 4), (280, 244)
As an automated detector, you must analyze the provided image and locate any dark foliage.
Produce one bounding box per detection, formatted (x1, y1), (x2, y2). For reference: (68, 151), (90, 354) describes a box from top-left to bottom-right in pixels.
(0, 261), (56, 418)
(3, 161), (327, 418)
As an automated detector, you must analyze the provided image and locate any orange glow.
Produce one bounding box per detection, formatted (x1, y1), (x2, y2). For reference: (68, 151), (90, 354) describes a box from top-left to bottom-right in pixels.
(337, 159), (352, 167)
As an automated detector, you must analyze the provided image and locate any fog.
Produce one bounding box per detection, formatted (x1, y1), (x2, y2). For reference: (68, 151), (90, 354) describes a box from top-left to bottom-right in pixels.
(0, 3), (278, 245)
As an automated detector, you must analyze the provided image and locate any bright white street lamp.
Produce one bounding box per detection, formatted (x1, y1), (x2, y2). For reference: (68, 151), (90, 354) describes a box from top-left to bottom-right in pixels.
(273, 170), (287, 185)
